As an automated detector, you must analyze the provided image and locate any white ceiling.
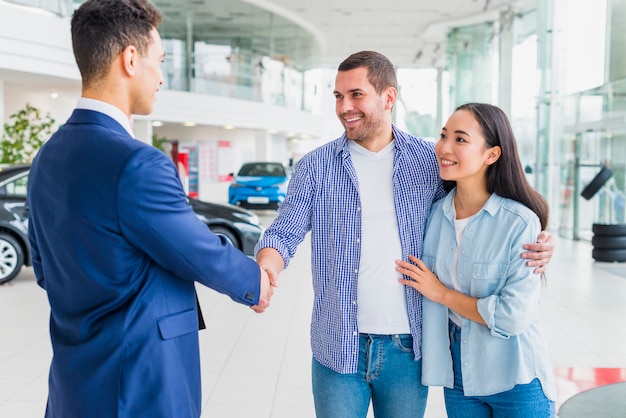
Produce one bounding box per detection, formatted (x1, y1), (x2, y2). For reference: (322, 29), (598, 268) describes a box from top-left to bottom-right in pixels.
(154, 0), (531, 69)
(1, 0), (530, 97)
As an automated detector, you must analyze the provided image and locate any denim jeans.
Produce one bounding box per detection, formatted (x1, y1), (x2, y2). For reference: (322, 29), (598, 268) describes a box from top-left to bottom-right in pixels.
(444, 321), (555, 418)
(311, 333), (428, 418)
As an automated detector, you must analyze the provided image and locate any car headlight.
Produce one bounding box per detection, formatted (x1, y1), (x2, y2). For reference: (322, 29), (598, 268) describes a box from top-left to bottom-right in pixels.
(233, 211), (259, 225)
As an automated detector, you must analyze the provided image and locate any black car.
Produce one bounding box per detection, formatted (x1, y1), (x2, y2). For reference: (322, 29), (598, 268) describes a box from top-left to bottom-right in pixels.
(0, 164), (264, 285)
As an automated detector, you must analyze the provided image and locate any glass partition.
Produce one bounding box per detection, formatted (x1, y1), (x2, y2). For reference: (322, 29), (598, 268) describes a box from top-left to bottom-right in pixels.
(153, 0), (316, 111)
(557, 78), (626, 239)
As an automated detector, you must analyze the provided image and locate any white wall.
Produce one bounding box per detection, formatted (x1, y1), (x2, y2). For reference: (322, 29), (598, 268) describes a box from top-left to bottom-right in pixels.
(0, 3), (78, 81)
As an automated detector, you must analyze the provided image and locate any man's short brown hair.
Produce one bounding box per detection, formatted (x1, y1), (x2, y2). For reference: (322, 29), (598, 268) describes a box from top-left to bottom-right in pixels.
(338, 51), (398, 94)
(71, 0), (163, 88)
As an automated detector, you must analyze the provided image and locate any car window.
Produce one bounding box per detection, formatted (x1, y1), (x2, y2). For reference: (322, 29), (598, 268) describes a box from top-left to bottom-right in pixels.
(3, 175), (28, 197)
(238, 163), (286, 177)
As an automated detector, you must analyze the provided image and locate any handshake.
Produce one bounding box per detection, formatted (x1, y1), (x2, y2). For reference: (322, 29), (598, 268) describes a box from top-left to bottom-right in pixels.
(250, 266), (278, 313)
(250, 248), (282, 313)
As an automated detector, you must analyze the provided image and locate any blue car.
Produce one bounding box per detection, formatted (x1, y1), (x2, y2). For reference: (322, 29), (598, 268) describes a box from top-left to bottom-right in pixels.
(228, 162), (288, 210)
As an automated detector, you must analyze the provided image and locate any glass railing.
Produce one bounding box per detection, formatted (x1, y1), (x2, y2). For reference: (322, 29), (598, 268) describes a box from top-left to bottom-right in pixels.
(556, 77), (626, 239)
(6, 0), (312, 112)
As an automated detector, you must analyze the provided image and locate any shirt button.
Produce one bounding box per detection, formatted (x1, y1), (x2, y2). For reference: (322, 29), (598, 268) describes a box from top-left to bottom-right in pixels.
(352, 300), (357, 305)
(353, 331), (358, 336)
(463, 339), (468, 344)
(464, 361), (469, 366)
(354, 269), (358, 274)
(356, 207), (361, 212)
(356, 238), (360, 243)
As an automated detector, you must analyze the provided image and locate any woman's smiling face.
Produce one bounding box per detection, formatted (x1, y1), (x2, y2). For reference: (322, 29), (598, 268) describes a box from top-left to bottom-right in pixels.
(436, 109), (498, 182)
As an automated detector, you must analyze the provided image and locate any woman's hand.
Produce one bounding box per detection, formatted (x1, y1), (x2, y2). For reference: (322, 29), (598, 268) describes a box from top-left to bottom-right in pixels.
(396, 255), (485, 325)
(395, 255), (449, 303)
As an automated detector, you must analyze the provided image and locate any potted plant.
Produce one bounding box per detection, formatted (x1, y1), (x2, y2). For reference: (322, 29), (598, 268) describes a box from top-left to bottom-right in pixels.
(1, 103), (55, 164)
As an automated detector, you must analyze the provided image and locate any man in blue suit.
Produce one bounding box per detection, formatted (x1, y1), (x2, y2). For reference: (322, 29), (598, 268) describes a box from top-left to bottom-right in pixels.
(27, 1), (273, 416)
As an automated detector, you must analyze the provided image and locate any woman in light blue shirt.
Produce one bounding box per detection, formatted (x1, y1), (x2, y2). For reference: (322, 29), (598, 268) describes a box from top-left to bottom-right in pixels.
(396, 103), (556, 417)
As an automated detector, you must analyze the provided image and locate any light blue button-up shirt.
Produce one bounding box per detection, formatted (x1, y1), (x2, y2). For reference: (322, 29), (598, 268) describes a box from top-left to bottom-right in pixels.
(420, 191), (556, 400)
(255, 126), (446, 374)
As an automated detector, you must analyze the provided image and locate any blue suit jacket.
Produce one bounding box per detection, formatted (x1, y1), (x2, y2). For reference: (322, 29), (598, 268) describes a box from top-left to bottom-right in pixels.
(28, 109), (261, 417)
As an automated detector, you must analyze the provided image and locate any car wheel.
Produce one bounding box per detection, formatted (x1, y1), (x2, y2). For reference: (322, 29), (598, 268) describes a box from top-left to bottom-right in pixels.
(209, 226), (241, 250)
(0, 233), (24, 285)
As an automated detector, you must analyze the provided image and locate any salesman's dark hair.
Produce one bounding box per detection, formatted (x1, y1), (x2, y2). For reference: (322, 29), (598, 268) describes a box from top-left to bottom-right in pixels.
(457, 103), (549, 230)
(338, 51), (398, 94)
(71, 0), (163, 88)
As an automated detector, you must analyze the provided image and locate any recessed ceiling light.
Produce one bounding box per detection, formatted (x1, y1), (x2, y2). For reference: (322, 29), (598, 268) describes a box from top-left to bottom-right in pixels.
(223, 124), (235, 130)
(152, 121), (163, 127)
(182, 121), (196, 127)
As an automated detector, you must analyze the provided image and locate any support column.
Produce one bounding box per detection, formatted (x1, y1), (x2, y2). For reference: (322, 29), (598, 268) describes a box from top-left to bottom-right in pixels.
(435, 67), (444, 132)
(608, 0), (626, 81)
(498, 10), (515, 116)
(255, 130), (271, 160)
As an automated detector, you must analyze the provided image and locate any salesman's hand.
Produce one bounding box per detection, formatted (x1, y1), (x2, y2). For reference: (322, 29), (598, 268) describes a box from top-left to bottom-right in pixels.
(251, 267), (273, 313)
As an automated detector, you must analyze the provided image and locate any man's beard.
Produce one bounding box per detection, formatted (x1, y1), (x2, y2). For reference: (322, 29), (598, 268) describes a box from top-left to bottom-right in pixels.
(342, 112), (385, 142)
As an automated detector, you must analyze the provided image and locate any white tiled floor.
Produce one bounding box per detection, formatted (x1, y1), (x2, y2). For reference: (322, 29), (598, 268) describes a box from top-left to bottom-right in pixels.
(1, 213), (626, 417)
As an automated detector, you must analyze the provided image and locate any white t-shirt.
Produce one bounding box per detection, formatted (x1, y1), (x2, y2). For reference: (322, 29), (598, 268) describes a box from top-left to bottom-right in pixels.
(349, 140), (410, 334)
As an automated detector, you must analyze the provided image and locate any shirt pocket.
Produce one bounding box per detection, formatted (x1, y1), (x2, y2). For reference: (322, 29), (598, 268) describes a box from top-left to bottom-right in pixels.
(470, 262), (508, 298)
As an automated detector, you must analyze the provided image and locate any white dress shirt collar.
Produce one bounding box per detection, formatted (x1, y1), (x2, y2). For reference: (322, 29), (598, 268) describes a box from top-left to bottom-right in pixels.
(76, 98), (134, 138)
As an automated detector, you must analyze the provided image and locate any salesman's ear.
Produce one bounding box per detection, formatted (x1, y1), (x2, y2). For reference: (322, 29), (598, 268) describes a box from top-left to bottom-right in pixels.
(121, 45), (139, 77)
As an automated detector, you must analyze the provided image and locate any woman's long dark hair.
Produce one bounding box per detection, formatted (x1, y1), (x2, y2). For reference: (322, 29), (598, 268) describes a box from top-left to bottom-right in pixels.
(455, 103), (549, 230)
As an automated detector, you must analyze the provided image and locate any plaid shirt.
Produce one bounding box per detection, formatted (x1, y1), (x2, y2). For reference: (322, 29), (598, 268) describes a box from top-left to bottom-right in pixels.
(255, 125), (446, 374)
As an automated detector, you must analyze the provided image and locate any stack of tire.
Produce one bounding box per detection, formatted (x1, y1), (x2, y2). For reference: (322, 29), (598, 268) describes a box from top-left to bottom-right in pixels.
(591, 223), (626, 262)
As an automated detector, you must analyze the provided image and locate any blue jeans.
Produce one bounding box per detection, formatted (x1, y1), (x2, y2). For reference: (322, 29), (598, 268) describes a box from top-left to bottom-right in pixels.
(444, 322), (555, 418)
(312, 333), (428, 418)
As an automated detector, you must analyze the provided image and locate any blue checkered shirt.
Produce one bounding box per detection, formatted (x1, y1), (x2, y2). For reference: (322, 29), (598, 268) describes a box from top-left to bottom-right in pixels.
(255, 125), (446, 374)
